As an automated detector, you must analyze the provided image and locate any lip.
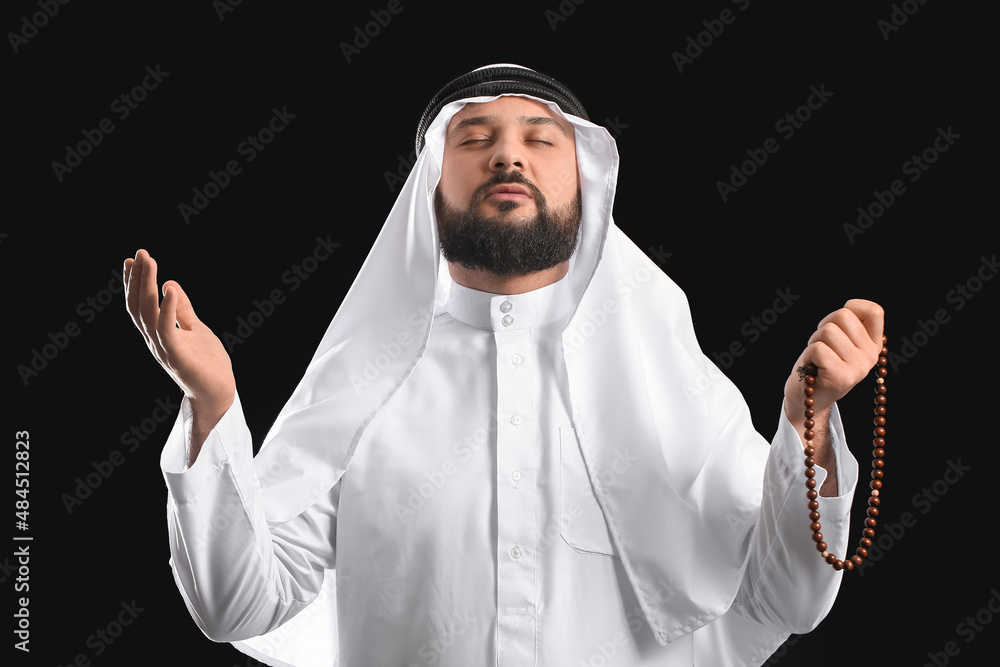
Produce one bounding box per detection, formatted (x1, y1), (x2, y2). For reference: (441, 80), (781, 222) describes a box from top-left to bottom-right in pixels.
(486, 184), (532, 201)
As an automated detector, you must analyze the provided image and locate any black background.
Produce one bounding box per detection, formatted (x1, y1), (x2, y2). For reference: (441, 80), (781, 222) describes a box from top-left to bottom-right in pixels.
(5, 0), (996, 665)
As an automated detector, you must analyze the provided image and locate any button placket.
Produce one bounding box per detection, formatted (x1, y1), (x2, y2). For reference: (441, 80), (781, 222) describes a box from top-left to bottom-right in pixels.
(494, 323), (536, 663)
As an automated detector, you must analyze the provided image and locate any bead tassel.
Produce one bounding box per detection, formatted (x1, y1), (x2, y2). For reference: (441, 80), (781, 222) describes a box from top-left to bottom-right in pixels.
(805, 334), (888, 572)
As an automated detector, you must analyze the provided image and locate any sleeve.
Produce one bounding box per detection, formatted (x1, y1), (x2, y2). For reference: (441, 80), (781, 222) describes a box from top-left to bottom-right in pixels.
(159, 390), (338, 644)
(694, 402), (860, 667)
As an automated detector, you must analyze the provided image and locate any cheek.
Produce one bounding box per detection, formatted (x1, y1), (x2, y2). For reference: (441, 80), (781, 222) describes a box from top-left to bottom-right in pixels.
(440, 156), (477, 203)
(541, 155), (579, 206)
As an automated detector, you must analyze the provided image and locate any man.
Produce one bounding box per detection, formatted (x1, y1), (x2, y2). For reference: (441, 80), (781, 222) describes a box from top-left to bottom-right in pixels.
(124, 65), (883, 666)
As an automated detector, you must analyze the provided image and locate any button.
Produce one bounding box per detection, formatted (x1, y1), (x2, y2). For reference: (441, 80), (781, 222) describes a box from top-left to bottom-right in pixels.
(500, 300), (513, 313)
(510, 545), (523, 559)
(510, 470), (522, 482)
(511, 353), (522, 365)
(510, 414), (523, 426)
(502, 314), (514, 327)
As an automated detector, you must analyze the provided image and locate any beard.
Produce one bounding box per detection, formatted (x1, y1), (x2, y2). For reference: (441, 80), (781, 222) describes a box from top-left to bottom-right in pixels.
(435, 171), (582, 277)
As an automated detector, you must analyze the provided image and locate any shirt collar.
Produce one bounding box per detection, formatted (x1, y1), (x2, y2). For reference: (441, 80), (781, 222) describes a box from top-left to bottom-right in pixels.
(446, 271), (573, 332)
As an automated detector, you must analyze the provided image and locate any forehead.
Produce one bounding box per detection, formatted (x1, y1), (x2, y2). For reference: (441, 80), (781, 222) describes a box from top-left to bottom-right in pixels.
(446, 96), (574, 135)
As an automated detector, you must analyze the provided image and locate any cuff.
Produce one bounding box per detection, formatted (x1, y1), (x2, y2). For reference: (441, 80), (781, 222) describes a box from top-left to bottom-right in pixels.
(159, 390), (252, 504)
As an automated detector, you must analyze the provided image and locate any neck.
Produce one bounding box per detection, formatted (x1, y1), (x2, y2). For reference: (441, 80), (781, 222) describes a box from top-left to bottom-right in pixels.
(447, 261), (568, 295)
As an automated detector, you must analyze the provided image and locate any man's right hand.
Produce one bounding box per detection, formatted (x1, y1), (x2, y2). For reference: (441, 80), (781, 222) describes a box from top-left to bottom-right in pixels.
(124, 249), (236, 464)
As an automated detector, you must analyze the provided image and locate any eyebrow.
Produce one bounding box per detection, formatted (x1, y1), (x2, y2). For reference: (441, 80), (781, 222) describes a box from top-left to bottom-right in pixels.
(449, 114), (572, 139)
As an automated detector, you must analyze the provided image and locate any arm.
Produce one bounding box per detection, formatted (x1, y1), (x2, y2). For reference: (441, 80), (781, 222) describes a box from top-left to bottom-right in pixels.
(694, 300), (883, 664)
(160, 391), (337, 643)
(125, 249), (337, 645)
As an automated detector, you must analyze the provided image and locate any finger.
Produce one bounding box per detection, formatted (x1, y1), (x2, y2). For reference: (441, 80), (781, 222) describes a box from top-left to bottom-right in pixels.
(807, 321), (856, 365)
(137, 252), (164, 353)
(125, 252), (145, 334)
(815, 308), (874, 355)
(161, 280), (201, 330)
(799, 341), (854, 402)
(156, 283), (180, 353)
(843, 298), (884, 346)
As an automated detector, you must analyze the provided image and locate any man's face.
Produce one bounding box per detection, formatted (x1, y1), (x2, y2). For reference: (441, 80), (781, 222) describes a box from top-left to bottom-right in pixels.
(435, 96), (581, 277)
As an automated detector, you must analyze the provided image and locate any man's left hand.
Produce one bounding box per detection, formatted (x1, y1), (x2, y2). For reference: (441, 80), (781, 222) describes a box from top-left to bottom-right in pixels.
(784, 299), (885, 420)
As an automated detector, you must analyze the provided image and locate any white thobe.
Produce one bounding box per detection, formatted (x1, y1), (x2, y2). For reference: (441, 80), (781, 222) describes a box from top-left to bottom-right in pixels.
(161, 272), (858, 666)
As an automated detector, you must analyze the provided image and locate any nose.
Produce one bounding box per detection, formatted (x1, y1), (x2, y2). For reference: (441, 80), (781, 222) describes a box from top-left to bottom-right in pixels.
(489, 135), (524, 172)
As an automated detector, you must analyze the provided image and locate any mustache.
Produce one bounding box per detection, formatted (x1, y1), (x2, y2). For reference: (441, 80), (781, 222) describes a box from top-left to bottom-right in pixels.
(470, 171), (545, 206)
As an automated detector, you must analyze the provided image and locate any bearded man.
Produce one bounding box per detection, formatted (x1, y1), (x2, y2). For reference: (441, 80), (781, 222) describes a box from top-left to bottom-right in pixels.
(124, 64), (883, 666)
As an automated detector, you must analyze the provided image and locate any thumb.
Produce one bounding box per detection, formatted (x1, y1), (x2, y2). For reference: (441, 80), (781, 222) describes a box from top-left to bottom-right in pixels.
(161, 280), (201, 330)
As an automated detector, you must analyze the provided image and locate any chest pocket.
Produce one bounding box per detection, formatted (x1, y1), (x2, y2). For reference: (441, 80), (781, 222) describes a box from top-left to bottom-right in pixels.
(559, 427), (617, 557)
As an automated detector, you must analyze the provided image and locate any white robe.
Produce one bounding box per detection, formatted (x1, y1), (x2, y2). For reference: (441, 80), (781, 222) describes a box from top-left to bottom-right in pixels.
(159, 90), (859, 666)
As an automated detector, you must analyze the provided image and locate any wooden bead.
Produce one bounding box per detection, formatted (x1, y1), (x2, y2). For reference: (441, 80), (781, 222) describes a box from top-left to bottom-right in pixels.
(812, 532), (825, 543)
(809, 511), (821, 521)
(874, 416), (886, 426)
(867, 507), (879, 518)
(804, 408), (815, 418)
(810, 521), (822, 532)
(851, 555), (863, 567)
(805, 468), (816, 479)
(856, 547), (868, 558)
(805, 375), (816, 385)
(864, 528), (875, 538)
(872, 469), (883, 479)
(816, 541), (828, 552)
(804, 445), (816, 457)
(870, 479), (882, 490)
(807, 489), (818, 500)
(806, 478), (817, 489)
(809, 500), (820, 510)
(804, 419), (815, 429)
(873, 448), (885, 458)
(860, 538), (872, 548)
(844, 560), (854, 571)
